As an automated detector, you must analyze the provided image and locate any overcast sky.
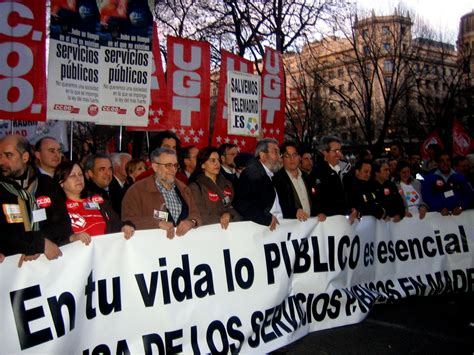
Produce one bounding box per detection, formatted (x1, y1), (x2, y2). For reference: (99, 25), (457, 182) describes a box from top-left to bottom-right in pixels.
(356, 0), (473, 42)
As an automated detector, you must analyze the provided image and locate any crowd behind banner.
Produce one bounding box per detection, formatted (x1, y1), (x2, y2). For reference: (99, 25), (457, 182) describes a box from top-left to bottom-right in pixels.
(1, 212), (473, 353)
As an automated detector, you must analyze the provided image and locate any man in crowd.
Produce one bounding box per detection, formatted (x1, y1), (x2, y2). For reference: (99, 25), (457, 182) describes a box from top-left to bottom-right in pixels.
(110, 152), (132, 215)
(218, 143), (239, 186)
(176, 145), (198, 184)
(422, 151), (472, 215)
(0, 135), (72, 264)
(34, 136), (62, 177)
(273, 142), (315, 221)
(84, 153), (114, 200)
(122, 147), (201, 238)
(299, 149), (314, 176)
(136, 130), (181, 182)
(234, 138), (283, 230)
(313, 135), (358, 223)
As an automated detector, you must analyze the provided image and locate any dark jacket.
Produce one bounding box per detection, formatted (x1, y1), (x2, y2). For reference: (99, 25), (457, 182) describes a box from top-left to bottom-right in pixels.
(272, 169), (316, 218)
(373, 179), (405, 218)
(234, 161), (276, 226)
(313, 161), (353, 216)
(344, 175), (384, 219)
(189, 173), (241, 226)
(0, 168), (72, 256)
(109, 176), (128, 217)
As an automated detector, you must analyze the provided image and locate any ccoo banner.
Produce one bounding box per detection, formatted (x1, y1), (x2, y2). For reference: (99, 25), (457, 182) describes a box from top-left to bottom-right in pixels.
(0, 0), (47, 121)
(1, 212), (473, 353)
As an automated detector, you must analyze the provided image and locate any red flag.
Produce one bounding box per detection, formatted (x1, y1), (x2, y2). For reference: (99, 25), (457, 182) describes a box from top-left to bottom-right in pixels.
(211, 50), (255, 151)
(164, 36), (210, 148)
(261, 47), (286, 145)
(452, 119), (473, 156)
(127, 23), (168, 131)
(0, 1), (47, 121)
(420, 131), (444, 160)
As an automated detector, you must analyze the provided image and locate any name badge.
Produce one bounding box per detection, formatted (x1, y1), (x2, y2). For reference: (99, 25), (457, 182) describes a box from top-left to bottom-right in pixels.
(32, 208), (47, 223)
(83, 201), (99, 210)
(2, 204), (23, 223)
(153, 209), (168, 221)
(444, 190), (454, 198)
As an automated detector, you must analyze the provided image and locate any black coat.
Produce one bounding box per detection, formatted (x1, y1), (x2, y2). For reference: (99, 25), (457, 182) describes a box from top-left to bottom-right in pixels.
(234, 161), (276, 226)
(373, 179), (405, 218)
(344, 175), (384, 219)
(272, 169), (316, 218)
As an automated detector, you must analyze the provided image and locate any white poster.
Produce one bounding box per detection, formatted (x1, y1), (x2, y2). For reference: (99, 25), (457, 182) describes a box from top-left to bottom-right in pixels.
(227, 71), (261, 137)
(1, 212), (473, 354)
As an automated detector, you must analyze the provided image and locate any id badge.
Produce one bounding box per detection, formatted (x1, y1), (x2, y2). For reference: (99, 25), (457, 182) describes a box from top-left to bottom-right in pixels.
(84, 201), (99, 210)
(153, 209), (168, 221)
(2, 204), (23, 223)
(444, 190), (454, 198)
(32, 208), (47, 222)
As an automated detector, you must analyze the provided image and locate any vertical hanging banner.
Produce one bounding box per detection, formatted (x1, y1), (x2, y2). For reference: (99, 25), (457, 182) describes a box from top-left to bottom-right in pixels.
(97, 0), (153, 126)
(127, 22), (168, 131)
(47, 0), (153, 126)
(48, 0), (101, 122)
(0, 1), (46, 121)
(227, 71), (261, 137)
(165, 36), (210, 148)
(211, 50), (256, 151)
(452, 118), (473, 156)
(261, 47), (285, 144)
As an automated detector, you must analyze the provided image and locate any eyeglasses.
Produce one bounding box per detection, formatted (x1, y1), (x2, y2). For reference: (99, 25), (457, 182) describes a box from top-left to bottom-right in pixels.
(153, 162), (180, 170)
(283, 153), (299, 159)
(328, 149), (342, 154)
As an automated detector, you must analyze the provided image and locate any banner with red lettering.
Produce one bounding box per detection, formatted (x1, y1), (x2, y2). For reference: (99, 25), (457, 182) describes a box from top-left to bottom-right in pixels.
(211, 50), (255, 151)
(165, 36), (210, 148)
(420, 130), (444, 160)
(0, 1), (46, 121)
(261, 47), (285, 145)
(127, 23), (168, 132)
(452, 118), (473, 156)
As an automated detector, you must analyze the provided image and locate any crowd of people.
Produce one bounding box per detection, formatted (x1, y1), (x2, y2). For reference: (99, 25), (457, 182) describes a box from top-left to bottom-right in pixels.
(0, 131), (473, 266)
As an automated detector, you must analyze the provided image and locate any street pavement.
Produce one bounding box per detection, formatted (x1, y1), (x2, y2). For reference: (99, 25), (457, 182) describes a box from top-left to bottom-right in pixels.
(279, 294), (474, 354)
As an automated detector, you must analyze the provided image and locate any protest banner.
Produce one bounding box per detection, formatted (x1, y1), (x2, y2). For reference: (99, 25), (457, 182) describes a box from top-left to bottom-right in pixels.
(47, 0), (153, 126)
(227, 71), (261, 138)
(1, 211), (473, 353)
(0, 1), (47, 121)
(211, 51), (256, 152)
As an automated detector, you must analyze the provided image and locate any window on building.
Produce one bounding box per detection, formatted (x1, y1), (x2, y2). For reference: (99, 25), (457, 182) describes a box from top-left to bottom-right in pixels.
(362, 29), (368, 38)
(340, 117), (347, 126)
(341, 132), (348, 141)
(363, 46), (370, 55)
(339, 84), (344, 92)
(348, 82), (354, 92)
(383, 43), (391, 51)
(384, 60), (394, 72)
(337, 68), (344, 78)
(425, 80), (431, 90)
(329, 71), (335, 79)
(382, 26), (390, 35)
(350, 116), (356, 125)
(351, 131), (358, 141)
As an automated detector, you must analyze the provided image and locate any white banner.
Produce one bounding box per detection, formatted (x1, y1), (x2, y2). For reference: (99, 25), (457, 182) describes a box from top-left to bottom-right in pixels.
(227, 71), (261, 137)
(1, 212), (473, 354)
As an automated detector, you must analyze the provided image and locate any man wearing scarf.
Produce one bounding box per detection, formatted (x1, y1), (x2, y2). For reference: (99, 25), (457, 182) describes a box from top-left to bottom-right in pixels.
(0, 135), (72, 265)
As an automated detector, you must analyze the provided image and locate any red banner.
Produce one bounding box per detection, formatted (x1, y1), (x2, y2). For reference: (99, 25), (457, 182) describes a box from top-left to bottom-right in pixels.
(420, 130), (444, 160)
(211, 50), (255, 151)
(127, 23), (168, 132)
(0, 1), (46, 121)
(452, 118), (473, 156)
(261, 47), (285, 145)
(164, 36), (210, 148)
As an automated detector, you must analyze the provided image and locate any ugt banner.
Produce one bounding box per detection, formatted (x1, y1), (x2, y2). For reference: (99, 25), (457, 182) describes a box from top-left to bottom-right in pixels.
(0, 0), (47, 121)
(1, 212), (473, 353)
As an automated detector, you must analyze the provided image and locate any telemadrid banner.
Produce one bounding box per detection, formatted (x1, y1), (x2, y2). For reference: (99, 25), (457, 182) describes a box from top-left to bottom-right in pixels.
(1, 212), (473, 353)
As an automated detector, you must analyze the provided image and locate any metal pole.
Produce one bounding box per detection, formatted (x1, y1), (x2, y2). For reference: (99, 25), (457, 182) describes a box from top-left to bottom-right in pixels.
(146, 131), (150, 151)
(69, 120), (73, 161)
(119, 125), (123, 152)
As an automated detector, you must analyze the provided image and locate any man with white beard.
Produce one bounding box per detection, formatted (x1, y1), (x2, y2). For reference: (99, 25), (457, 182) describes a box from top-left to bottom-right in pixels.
(234, 138), (283, 230)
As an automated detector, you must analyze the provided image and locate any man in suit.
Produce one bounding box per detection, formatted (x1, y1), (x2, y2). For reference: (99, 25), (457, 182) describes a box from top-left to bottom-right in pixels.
(273, 142), (315, 221)
(109, 152), (131, 216)
(218, 143), (239, 187)
(234, 138), (282, 230)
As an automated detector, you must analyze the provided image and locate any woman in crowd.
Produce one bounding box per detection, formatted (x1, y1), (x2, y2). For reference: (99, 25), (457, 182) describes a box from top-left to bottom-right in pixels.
(372, 160), (405, 222)
(55, 161), (135, 243)
(395, 160), (428, 219)
(125, 158), (146, 186)
(188, 147), (241, 229)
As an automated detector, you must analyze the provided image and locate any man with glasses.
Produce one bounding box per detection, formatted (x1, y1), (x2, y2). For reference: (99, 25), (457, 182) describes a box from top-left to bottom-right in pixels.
(218, 143), (239, 186)
(313, 135), (358, 223)
(273, 142), (316, 221)
(122, 148), (201, 238)
(234, 138), (283, 230)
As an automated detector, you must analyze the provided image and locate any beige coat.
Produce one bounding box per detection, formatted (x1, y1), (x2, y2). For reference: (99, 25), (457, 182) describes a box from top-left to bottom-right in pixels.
(122, 174), (201, 230)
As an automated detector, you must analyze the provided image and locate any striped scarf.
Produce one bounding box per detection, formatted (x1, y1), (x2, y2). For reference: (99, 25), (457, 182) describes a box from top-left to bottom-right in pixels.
(0, 179), (39, 232)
